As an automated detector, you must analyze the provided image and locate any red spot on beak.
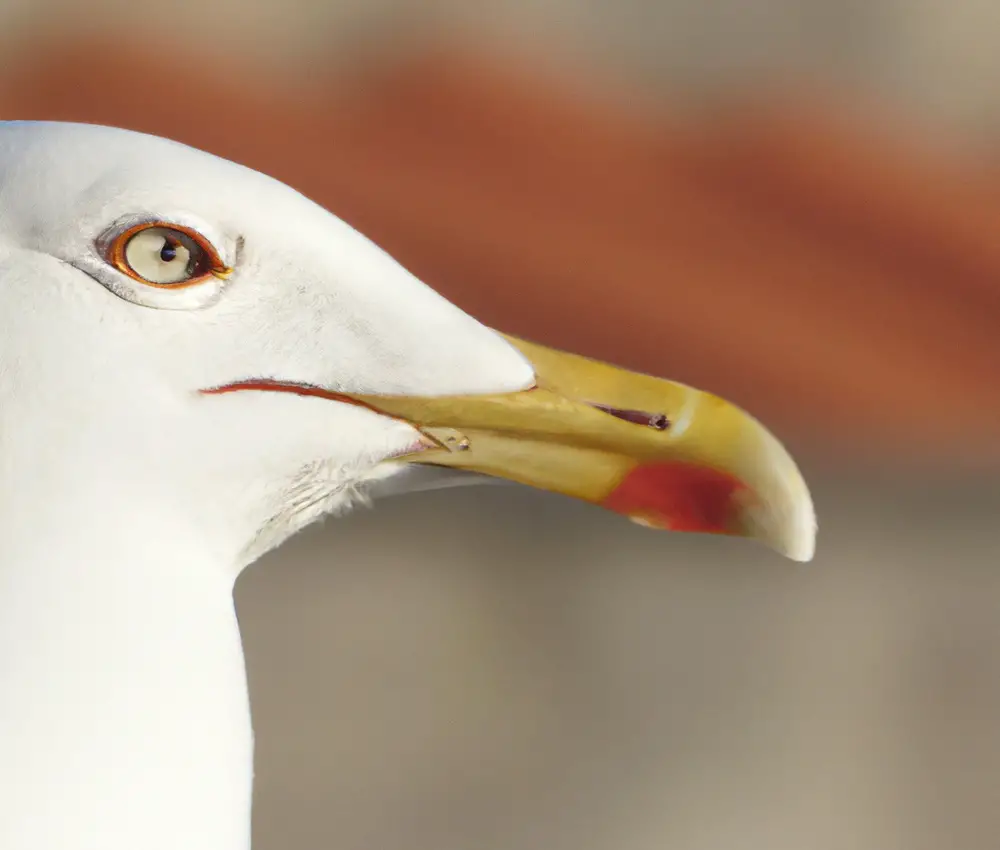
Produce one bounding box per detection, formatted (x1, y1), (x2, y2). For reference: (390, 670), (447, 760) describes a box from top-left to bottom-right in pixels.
(602, 462), (747, 533)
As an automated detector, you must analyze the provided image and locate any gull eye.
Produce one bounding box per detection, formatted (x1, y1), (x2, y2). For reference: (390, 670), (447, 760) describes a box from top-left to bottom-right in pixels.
(106, 223), (228, 287)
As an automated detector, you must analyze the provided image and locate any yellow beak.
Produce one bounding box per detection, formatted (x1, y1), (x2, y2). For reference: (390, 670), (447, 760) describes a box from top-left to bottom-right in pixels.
(344, 334), (816, 562)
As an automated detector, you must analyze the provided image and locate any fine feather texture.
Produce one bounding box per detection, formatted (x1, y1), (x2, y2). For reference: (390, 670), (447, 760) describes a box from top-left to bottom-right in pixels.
(0, 121), (539, 850)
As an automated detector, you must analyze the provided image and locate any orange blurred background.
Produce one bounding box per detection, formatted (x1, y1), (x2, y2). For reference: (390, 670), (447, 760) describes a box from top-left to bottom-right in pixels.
(3, 7), (998, 850)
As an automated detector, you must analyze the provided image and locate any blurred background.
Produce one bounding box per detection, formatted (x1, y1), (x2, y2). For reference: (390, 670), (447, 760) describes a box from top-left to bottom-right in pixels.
(3, 4), (999, 848)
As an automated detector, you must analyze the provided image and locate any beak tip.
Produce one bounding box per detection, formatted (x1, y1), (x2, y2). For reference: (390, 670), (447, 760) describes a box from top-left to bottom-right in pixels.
(780, 508), (817, 563)
(781, 467), (818, 563)
(768, 479), (818, 563)
(739, 425), (818, 564)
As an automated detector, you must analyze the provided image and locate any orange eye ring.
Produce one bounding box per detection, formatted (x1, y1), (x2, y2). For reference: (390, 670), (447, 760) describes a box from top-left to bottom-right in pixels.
(105, 221), (232, 288)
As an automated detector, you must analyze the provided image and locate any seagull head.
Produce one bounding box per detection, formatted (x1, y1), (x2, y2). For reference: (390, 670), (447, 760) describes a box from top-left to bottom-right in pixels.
(0, 121), (815, 568)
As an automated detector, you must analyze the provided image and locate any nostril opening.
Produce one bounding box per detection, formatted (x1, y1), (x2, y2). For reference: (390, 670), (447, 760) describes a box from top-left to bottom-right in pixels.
(590, 403), (670, 431)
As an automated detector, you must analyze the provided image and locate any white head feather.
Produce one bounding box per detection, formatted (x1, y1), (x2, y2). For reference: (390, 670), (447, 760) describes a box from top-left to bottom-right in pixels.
(0, 121), (535, 567)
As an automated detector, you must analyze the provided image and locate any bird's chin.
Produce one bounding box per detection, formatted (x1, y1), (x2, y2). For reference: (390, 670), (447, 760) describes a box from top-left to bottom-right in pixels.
(365, 464), (509, 501)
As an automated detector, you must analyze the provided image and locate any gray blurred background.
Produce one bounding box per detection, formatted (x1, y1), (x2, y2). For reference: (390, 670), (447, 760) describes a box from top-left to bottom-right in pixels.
(3, 2), (999, 848)
(241, 472), (1000, 850)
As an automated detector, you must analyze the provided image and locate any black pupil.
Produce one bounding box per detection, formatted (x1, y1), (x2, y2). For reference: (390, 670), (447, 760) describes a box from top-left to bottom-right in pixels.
(160, 241), (178, 263)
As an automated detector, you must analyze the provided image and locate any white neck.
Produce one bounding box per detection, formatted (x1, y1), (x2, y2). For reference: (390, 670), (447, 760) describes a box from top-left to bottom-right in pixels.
(0, 457), (255, 850)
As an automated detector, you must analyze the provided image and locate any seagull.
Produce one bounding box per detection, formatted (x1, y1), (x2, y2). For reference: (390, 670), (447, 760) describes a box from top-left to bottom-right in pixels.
(0, 121), (815, 850)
